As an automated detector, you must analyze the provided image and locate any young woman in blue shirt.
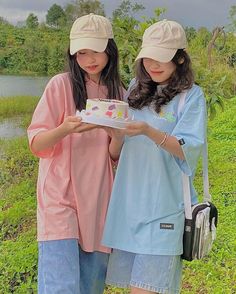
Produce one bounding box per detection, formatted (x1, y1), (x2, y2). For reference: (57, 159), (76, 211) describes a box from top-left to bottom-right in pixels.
(102, 19), (206, 294)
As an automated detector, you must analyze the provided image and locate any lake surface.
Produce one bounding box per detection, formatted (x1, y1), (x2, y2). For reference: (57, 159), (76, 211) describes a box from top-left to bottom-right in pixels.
(0, 74), (50, 97)
(0, 118), (25, 139)
(0, 75), (49, 138)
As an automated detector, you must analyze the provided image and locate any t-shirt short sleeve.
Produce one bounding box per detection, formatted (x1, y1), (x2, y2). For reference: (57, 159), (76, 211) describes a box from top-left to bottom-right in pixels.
(27, 75), (65, 158)
(171, 86), (207, 176)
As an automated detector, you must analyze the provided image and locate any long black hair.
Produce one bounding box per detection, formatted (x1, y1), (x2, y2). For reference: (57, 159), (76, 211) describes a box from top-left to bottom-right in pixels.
(67, 39), (123, 111)
(128, 49), (194, 113)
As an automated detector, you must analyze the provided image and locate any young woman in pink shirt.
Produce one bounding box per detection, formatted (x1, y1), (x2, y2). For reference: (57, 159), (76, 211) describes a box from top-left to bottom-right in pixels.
(27, 13), (124, 294)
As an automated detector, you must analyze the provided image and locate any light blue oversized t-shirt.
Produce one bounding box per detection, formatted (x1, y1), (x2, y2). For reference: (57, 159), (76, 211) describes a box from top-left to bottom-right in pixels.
(102, 84), (206, 255)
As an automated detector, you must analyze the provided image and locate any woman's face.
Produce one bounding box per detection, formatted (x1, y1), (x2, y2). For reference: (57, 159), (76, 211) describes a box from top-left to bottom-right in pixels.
(76, 49), (108, 83)
(143, 58), (176, 84)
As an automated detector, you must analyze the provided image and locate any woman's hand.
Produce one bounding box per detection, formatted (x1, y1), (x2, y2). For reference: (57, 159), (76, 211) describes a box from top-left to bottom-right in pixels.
(125, 121), (185, 160)
(101, 127), (125, 161)
(61, 116), (98, 135)
(102, 127), (125, 141)
(31, 116), (99, 154)
(124, 121), (150, 137)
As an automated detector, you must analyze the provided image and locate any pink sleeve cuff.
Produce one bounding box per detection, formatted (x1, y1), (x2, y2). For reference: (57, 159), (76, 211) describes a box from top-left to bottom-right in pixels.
(28, 128), (60, 158)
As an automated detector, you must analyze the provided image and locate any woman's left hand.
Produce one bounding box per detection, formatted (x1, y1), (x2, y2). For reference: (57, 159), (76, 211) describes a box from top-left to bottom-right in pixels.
(101, 127), (125, 161)
(102, 127), (125, 141)
(125, 121), (150, 136)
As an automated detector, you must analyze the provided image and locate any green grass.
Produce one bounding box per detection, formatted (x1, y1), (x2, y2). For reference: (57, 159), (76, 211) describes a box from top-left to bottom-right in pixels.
(0, 96), (39, 123)
(0, 96), (235, 293)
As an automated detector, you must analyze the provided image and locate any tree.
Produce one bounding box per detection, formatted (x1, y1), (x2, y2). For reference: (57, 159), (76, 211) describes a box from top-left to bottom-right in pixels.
(26, 13), (39, 29)
(185, 26), (197, 42)
(64, 3), (80, 25)
(112, 7), (165, 85)
(46, 4), (66, 28)
(112, 0), (144, 20)
(64, 0), (105, 26)
(228, 5), (236, 32)
(76, 0), (105, 16)
(0, 16), (10, 25)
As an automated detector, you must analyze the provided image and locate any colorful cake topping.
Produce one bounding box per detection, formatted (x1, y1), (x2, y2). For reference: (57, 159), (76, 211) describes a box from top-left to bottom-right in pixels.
(85, 99), (129, 120)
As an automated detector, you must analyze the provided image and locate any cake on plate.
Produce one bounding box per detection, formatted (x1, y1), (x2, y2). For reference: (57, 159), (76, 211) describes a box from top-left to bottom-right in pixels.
(84, 99), (129, 120)
(76, 98), (131, 129)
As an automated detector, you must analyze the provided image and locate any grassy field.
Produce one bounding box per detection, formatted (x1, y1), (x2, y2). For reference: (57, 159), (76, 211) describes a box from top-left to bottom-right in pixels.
(0, 96), (235, 293)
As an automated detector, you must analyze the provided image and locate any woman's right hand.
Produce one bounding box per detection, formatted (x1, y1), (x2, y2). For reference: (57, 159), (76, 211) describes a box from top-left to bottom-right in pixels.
(31, 116), (98, 154)
(61, 116), (98, 135)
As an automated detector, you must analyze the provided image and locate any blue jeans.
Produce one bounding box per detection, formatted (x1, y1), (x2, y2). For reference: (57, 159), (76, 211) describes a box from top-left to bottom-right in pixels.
(106, 249), (182, 294)
(38, 239), (109, 294)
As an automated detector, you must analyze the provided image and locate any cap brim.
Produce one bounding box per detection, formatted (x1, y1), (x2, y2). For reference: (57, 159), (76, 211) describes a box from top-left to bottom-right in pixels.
(135, 47), (177, 63)
(70, 38), (108, 55)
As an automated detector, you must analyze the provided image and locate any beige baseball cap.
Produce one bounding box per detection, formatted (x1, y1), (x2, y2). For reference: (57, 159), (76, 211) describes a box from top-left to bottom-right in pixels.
(136, 19), (187, 63)
(70, 13), (113, 55)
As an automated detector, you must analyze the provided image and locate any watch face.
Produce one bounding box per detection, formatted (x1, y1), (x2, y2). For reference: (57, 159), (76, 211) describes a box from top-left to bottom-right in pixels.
(178, 138), (185, 145)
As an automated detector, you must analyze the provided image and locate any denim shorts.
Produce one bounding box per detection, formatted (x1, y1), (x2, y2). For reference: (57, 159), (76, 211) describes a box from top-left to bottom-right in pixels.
(38, 239), (109, 294)
(106, 249), (182, 294)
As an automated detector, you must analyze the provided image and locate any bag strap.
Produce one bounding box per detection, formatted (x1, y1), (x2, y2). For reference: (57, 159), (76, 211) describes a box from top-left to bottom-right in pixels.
(178, 91), (211, 220)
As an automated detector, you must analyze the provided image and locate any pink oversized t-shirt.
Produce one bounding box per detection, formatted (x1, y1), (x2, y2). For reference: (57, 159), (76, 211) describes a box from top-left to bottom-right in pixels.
(28, 72), (121, 253)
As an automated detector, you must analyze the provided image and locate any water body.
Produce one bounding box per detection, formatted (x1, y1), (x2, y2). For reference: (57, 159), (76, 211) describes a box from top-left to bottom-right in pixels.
(0, 75), (48, 138)
(0, 118), (25, 139)
(0, 74), (50, 98)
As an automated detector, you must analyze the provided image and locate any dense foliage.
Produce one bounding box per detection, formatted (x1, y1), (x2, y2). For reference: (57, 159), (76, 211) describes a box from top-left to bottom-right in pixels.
(46, 4), (66, 28)
(26, 14), (39, 29)
(0, 9), (235, 117)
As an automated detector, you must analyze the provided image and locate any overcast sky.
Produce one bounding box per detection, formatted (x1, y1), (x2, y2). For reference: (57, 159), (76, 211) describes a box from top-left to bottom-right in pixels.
(0, 0), (235, 30)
